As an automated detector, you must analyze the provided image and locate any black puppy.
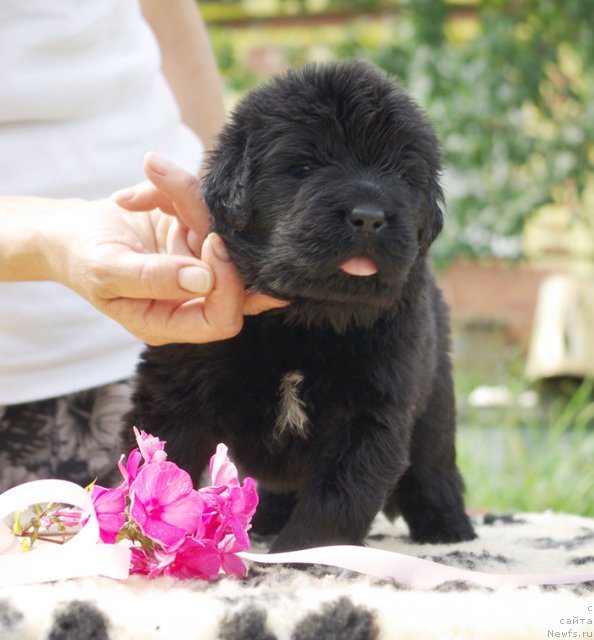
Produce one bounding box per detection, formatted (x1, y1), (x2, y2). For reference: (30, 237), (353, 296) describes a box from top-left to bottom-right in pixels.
(125, 60), (476, 552)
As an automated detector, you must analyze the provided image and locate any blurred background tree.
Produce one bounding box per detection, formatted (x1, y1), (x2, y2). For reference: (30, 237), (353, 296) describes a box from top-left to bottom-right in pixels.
(204, 0), (594, 268)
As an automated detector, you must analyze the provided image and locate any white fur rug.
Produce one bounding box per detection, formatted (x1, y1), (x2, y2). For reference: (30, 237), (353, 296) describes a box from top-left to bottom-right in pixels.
(1, 512), (593, 640)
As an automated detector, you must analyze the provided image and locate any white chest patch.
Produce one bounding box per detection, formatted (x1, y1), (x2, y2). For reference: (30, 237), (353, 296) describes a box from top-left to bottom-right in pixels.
(274, 370), (310, 440)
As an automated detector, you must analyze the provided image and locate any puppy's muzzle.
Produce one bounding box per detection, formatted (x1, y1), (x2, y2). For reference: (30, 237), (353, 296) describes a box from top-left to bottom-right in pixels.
(349, 204), (386, 235)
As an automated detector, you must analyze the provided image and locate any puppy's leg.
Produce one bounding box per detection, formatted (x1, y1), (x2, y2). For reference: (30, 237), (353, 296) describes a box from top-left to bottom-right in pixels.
(385, 463), (475, 544)
(383, 370), (476, 543)
(269, 425), (409, 553)
(250, 490), (296, 536)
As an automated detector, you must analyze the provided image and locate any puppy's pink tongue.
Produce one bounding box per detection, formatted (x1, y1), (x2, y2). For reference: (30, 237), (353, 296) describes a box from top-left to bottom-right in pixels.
(340, 256), (378, 276)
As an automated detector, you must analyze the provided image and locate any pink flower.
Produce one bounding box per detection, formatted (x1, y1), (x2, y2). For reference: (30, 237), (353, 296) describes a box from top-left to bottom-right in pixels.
(164, 537), (222, 580)
(226, 478), (259, 549)
(199, 471), (259, 549)
(219, 535), (249, 578)
(133, 427), (167, 464)
(118, 450), (142, 490)
(17, 436), (258, 582)
(90, 485), (126, 544)
(118, 429), (167, 491)
(53, 509), (84, 528)
(209, 443), (240, 487)
(129, 546), (174, 578)
(129, 538), (222, 580)
(130, 461), (204, 549)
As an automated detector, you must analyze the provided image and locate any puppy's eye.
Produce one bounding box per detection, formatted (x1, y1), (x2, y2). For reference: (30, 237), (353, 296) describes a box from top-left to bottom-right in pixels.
(287, 164), (312, 178)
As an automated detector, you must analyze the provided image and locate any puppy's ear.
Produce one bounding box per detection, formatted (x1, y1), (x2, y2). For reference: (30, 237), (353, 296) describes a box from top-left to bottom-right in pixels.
(419, 177), (444, 255)
(202, 134), (252, 231)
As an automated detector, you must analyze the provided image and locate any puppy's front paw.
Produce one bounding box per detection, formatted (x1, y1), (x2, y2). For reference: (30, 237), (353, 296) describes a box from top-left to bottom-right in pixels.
(269, 527), (362, 554)
(250, 490), (296, 537)
(409, 513), (476, 544)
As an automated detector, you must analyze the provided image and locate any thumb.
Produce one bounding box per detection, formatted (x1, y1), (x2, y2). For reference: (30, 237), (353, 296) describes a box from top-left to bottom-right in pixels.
(96, 252), (214, 302)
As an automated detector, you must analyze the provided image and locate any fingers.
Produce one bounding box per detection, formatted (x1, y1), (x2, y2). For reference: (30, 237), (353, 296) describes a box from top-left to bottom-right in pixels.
(112, 152), (211, 245)
(97, 231), (289, 345)
(200, 234), (289, 324)
(95, 252), (214, 302)
(198, 233), (245, 339)
(121, 234), (246, 345)
(243, 291), (289, 315)
(113, 182), (176, 216)
(144, 153), (210, 238)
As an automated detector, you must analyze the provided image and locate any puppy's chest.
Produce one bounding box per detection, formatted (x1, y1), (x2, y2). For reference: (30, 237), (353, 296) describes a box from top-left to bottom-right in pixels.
(273, 369), (310, 441)
(221, 320), (386, 443)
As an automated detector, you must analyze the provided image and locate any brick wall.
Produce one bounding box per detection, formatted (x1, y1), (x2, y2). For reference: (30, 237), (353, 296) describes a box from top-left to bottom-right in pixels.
(438, 260), (550, 344)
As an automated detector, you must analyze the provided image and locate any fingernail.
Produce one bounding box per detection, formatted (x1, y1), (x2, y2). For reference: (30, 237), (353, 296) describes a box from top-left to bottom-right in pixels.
(146, 152), (175, 176)
(178, 266), (213, 294)
(208, 233), (231, 262)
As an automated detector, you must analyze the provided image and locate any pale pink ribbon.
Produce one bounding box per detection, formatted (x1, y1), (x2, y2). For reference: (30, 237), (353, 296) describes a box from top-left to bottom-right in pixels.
(0, 480), (130, 587)
(1, 480), (593, 588)
(240, 547), (594, 589)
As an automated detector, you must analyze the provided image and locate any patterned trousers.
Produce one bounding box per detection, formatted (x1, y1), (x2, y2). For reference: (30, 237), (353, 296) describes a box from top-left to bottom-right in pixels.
(0, 382), (131, 493)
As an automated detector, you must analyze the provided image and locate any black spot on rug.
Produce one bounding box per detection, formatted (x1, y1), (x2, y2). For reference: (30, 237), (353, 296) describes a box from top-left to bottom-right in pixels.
(48, 601), (109, 640)
(0, 599), (24, 635)
(220, 606), (277, 640)
(292, 597), (378, 640)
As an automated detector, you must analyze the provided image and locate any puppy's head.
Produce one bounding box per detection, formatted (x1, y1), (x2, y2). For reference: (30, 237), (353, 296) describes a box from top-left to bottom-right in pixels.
(203, 60), (444, 331)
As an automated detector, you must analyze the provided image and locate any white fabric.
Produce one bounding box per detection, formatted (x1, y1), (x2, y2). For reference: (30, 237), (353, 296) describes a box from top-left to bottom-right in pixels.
(0, 512), (593, 639)
(0, 0), (204, 404)
(1, 478), (593, 588)
(0, 479), (131, 586)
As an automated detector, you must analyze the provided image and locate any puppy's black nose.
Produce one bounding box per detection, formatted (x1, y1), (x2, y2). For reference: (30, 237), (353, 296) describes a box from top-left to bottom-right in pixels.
(349, 205), (385, 233)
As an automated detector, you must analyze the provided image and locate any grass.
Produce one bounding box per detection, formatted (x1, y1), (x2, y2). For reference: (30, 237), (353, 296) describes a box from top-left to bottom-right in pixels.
(455, 370), (594, 518)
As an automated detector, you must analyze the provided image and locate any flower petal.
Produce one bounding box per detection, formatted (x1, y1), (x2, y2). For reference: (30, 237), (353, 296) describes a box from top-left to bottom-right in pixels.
(161, 494), (204, 532)
(221, 552), (247, 578)
(120, 449), (142, 488)
(133, 427), (167, 464)
(209, 444), (240, 487)
(90, 485), (126, 543)
(132, 461), (194, 506)
(168, 538), (221, 580)
(130, 462), (203, 548)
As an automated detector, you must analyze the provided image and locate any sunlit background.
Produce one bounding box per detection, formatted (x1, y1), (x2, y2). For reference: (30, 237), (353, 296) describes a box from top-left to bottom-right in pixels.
(200, 0), (594, 516)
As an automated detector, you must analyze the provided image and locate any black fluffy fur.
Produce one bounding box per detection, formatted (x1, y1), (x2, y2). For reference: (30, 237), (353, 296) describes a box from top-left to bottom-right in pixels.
(125, 60), (476, 551)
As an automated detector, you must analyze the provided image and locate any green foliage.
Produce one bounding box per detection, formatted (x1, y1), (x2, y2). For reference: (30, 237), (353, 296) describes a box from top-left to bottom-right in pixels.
(457, 377), (594, 516)
(209, 29), (259, 93)
(208, 1), (594, 263)
(337, 0), (594, 265)
(270, 0), (395, 12)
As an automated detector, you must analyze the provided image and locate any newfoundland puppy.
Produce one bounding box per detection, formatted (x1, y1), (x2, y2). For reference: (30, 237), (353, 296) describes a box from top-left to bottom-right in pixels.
(125, 60), (476, 552)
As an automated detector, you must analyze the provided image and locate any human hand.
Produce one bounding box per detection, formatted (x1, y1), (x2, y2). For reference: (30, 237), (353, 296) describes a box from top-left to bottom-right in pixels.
(44, 196), (285, 346)
(112, 152), (209, 258)
(113, 152), (287, 318)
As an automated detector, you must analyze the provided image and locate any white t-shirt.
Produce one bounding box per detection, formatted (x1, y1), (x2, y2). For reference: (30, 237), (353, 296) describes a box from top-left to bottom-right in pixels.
(0, 0), (204, 405)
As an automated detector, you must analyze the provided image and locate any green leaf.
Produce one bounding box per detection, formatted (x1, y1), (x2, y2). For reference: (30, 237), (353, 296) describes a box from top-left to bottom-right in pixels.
(12, 511), (23, 536)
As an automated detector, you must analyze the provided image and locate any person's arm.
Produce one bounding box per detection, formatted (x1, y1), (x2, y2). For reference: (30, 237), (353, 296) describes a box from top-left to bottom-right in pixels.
(0, 195), (286, 345)
(0, 197), (52, 283)
(140, 0), (226, 151)
(0, 195), (211, 292)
